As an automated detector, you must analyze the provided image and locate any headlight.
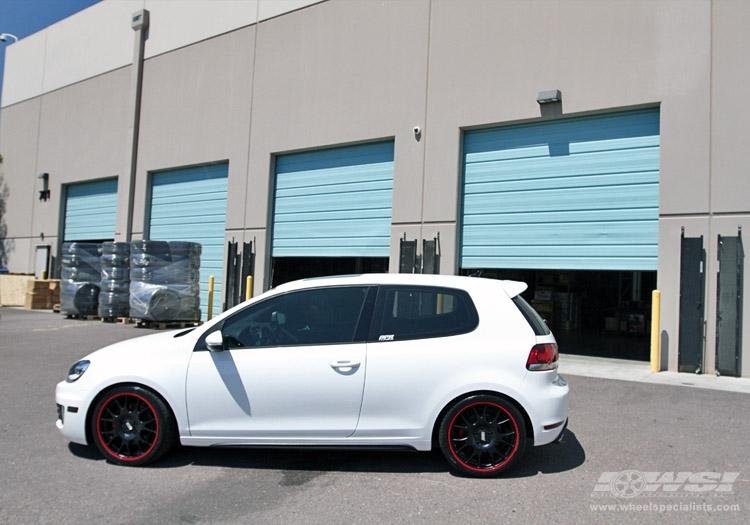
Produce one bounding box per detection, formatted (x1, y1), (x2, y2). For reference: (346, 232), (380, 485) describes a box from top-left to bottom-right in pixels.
(66, 360), (90, 383)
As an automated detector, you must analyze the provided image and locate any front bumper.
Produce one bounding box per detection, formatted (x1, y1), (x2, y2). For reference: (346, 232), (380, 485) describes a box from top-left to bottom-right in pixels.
(55, 381), (90, 445)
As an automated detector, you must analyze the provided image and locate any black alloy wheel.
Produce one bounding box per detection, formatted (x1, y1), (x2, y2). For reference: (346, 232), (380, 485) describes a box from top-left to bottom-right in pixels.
(438, 394), (526, 477)
(91, 386), (175, 466)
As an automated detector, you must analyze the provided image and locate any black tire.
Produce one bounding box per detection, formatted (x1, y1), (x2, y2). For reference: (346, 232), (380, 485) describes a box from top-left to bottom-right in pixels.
(72, 283), (100, 315)
(130, 240), (170, 255)
(129, 267), (171, 284)
(101, 242), (131, 255)
(101, 253), (130, 267)
(90, 385), (176, 466)
(61, 266), (100, 281)
(98, 304), (131, 318)
(101, 267), (130, 281)
(62, 242), (101, 256)
(438, 394), (526, 477)
(130, 253), (171, 268)
(98, 291), (130, 306)
(61, 253), (100, 271)
(100, 279), (131, 293)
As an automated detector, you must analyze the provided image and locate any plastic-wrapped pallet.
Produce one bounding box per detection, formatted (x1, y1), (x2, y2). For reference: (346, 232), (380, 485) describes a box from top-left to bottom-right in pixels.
(60, 242), (101, 316)
(98, 242), (131, 319)
(129, 240), (201, 322)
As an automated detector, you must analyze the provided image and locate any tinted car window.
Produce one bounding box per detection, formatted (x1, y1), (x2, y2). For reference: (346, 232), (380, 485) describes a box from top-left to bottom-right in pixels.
(371, 286), (478, 341)
(219, 286), (372, 348)
(512, 295), (551, 336)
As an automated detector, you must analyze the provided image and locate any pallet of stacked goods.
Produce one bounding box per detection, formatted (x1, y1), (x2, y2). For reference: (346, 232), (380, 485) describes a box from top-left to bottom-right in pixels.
(98, 242), (131, 320)
(129, 241), (202, 327)
(59, 242), (101, 318)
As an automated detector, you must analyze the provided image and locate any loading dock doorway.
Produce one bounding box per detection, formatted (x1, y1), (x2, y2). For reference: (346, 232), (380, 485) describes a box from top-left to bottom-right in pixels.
(271, 256), (388, 288)
(461, 268), (656, 360)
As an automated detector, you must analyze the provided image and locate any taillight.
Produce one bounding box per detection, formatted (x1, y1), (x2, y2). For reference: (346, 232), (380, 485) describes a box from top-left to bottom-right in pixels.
(526, 343), (559, 371)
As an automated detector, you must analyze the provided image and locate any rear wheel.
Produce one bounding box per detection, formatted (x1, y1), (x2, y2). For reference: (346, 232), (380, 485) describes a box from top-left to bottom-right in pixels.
(91, 386), (176, 466)
(438, 394), (526, 477)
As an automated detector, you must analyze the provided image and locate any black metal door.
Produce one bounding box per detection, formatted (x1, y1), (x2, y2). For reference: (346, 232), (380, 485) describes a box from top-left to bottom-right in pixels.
(399, 238), (417, 273)
(422, 235), (441, 275)
(678, 233), (706, 373)
(716, 231), (743, 377)
(224, 240), (254, 311)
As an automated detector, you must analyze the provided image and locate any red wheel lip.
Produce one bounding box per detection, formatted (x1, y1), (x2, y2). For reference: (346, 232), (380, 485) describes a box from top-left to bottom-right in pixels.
(95, 391), (160, 462)
(447, 400), (520, 473)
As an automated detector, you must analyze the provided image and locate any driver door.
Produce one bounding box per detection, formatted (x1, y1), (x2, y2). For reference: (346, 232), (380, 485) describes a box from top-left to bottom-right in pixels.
(185, 285), (374, 439)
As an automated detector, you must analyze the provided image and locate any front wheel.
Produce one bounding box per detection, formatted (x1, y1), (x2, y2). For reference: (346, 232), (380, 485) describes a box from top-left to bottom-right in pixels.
(438, 394), (526, 477)
(90, 386), (176, 466)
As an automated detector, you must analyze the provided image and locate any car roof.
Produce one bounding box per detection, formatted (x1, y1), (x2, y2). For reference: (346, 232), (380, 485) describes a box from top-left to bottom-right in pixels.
(272, 273), (528, 298)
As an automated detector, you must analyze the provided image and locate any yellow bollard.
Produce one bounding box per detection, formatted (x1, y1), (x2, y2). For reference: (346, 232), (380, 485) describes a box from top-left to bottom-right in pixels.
(207, 275), (215, 321)
(246, 275), (253, 301)
(650, 290), (661, 373)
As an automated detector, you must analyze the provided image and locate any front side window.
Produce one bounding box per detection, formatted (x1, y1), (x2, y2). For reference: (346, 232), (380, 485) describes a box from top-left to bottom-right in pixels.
(218, 286), (372, 348)
(371, 286), (478, 342)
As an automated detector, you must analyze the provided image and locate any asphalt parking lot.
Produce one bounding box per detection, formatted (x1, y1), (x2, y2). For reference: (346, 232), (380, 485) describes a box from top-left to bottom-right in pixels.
(1, 306), (749, 524)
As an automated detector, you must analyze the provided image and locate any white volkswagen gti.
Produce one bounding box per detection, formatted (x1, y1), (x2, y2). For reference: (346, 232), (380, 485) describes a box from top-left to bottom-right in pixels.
(56, 273), (568, 477)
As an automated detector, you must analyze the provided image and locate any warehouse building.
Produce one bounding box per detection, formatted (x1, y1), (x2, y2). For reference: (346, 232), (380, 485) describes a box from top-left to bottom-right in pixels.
(0, 0), (748, 376)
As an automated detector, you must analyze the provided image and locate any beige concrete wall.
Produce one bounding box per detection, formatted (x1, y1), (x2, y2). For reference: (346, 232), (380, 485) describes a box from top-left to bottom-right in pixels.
(710, 0), (750, 214)
(134, 27), (256, 240)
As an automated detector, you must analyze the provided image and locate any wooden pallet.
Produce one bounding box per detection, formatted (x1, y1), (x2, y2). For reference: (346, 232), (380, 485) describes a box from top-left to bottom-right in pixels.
(100, 317), (137, 325)
(64, 314), (100, 321)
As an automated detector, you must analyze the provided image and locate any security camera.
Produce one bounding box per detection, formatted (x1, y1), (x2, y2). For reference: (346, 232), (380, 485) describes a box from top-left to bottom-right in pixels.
(413, 126), (421, 135)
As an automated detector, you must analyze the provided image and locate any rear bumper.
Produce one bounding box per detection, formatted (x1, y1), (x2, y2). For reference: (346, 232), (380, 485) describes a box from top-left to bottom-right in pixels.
(519, 372), (569, 447)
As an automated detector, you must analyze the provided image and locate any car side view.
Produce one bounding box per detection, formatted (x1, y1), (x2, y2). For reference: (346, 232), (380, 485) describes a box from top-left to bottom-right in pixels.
(56, 273), (569, 477)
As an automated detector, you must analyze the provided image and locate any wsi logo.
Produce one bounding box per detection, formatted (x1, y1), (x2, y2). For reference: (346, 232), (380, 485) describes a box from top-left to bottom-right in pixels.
(592, 471), (740, 498)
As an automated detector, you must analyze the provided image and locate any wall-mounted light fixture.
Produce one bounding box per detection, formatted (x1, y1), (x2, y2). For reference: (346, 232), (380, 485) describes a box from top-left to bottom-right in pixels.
(38, 173), (50, 201)
(537, 89), (562, 104)
(0, 33), (19, 43)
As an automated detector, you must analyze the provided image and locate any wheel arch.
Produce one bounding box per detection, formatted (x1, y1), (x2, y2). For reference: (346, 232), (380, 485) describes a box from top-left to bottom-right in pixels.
(84, 381), (178, 446)
(430, 390), (533, 449)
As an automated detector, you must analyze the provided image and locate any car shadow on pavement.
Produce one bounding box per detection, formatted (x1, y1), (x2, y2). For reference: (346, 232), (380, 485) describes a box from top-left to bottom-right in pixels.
(68, 429), (585, 479)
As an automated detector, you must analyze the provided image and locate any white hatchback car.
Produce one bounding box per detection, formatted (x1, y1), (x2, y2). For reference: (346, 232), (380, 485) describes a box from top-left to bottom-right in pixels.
(56, 273), (568, 477)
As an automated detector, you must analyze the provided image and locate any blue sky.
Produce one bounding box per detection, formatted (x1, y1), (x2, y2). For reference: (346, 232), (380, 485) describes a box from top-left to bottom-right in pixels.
(0, 0), (102, 100)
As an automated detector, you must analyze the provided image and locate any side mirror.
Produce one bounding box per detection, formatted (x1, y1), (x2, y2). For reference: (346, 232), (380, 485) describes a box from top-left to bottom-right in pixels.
(205, 330), (224, 352)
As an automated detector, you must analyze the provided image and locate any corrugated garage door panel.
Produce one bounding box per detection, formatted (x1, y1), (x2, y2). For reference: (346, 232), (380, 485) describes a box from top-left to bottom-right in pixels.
(461, 108), (660, 271)
(63, 178), (118, 241)
(273, 141), (394, 257)
(149, 163), (228, 320)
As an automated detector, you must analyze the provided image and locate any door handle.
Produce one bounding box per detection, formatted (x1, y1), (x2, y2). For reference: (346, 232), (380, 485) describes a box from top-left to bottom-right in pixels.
(329, 360), (361, 374)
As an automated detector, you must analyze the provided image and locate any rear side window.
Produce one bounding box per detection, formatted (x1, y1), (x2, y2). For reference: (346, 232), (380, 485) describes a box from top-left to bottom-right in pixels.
(371, 286), (479, 342)
(512, 295), (551, 335)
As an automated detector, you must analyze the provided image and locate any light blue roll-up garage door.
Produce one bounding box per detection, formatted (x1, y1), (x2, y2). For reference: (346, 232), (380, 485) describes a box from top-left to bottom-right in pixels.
(273, 141), (394, 257)
(461, 108), (660, 271)
(149, 163), (228, 320)
(63, 178), (118, 241)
